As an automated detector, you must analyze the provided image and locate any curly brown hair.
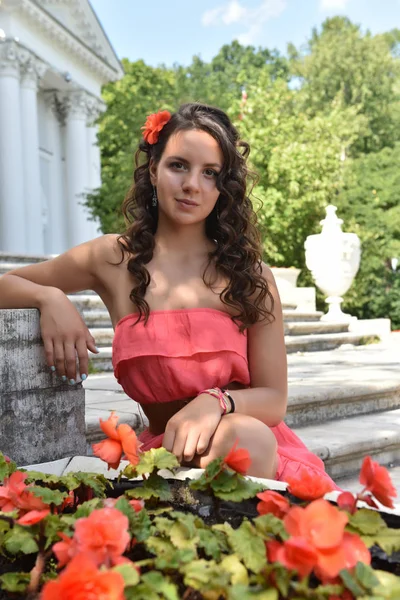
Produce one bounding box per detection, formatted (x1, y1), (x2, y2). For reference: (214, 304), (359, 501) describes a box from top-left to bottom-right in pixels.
(115, 102), (274, 333)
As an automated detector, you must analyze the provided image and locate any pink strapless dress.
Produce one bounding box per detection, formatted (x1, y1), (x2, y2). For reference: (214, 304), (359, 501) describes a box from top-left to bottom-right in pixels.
(112, 308), (338, 487)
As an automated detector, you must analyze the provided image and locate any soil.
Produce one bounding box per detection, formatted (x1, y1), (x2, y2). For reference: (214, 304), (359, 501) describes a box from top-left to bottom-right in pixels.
(1, 479), (399, 599)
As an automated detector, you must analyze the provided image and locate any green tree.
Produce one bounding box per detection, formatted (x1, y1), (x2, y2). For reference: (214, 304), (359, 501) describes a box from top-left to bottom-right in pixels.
(336, 144), (400, 328)
(235, 71), (364, 269)
(289, 17), (400, 153)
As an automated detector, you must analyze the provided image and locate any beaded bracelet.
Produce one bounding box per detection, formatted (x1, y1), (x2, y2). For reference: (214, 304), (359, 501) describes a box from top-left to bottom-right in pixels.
(221, 389), (236, 414)
(198, 387), (233, 415)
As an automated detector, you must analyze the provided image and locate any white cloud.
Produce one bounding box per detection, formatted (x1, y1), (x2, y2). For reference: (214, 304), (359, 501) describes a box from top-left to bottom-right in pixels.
(202, 0), (287, 44)
(320, 0), (350, 9)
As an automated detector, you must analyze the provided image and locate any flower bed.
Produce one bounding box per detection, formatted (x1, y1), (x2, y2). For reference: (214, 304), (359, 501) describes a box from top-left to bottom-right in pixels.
(0, 412), (399, 599)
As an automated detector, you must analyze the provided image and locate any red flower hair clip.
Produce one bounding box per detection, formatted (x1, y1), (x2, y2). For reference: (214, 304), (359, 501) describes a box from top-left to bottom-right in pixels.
(141, 110), (171, 145)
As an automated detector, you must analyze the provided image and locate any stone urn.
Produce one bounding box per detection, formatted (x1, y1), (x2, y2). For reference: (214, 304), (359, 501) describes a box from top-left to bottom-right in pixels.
(304, 205), (361, 322)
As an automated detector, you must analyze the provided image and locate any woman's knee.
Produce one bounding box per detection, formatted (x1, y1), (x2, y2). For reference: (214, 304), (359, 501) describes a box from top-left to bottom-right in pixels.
(196, 414), (278, 477)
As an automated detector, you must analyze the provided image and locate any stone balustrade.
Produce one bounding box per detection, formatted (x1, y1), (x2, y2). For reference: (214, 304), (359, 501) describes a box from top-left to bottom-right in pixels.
(0, 309), (86, 465)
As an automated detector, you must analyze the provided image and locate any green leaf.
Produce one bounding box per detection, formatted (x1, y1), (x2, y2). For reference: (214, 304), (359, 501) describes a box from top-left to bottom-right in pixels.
(140, 572), (180, 600)
(372, 527), (400, 555)
(254, 513), (289, 541)
(0, 453), (17, 483)
(270, 564), (291, 597)
(115, 496), (152, 542)
(155, 548), (196, 570)
(228, 585), (278, 600)
(181, 558), (230, 593)
(227, 521), (267, 573)
(220, 554), (249, 585)
(73, 498), (103, 518)
(0, 572), (31, 593)
(136, 448), (180, 475)
(4, 525), (39, 555)
(43, 514), (69, 550)
(189, 458), (224, 492)
(169, 520), (199, 550)
(127, 473), (172, 502)
(25, 471), (65, 486)
(29, 485), (68, 506)
(197, 528), (224, 559)
(355, 562), (380, 590)
(349, 509), (387, 535)
(212, 475), (264, 502)
(340, 569), (366, 597)
(372, 570), (400, 599)
(210, 470), (238, 493)
(113, 563), (140, 587)
(71, 472), (110, 498)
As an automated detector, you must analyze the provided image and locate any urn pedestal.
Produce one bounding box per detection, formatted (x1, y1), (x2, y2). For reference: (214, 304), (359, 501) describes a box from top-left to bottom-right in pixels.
(305, 205), (361, 322)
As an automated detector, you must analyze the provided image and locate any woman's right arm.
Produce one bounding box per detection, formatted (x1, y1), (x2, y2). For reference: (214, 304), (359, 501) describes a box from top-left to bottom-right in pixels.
(0, 236), (110, 381)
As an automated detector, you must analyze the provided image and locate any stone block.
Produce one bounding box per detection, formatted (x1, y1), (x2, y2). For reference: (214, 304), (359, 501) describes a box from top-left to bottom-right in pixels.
(0, 308), (86, 464)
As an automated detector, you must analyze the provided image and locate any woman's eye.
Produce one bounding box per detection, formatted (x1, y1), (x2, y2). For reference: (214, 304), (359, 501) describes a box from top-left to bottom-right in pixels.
(205, 169), (218, 177)
(170, 161), (185, 170)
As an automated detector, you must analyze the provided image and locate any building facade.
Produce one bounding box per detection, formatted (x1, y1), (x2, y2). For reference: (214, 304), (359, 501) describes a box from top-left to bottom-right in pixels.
(0, 0), (124, 255)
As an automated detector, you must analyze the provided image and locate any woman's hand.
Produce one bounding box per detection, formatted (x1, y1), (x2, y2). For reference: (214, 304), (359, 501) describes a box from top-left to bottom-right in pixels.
(39, 289), (98, 381)
(162, 393), (222, 463)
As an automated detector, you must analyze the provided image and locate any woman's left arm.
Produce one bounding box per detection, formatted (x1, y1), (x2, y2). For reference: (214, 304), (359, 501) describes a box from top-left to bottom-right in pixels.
(229, 263), (288, 427)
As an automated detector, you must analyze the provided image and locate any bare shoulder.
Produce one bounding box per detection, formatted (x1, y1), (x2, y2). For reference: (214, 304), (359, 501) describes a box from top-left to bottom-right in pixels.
(3, 234), (128, 295)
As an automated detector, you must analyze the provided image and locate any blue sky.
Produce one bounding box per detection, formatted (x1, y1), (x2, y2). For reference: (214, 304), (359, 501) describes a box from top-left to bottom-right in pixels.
(90, 0), (400, 68)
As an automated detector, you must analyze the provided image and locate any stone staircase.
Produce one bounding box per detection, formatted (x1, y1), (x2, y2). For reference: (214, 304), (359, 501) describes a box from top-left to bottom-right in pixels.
(2, 251), (399, 487)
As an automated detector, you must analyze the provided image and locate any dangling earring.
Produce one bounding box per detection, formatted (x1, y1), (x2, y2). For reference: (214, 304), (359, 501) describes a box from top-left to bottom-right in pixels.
(152, 186), (158, 207)
(217, 200), (220, 219)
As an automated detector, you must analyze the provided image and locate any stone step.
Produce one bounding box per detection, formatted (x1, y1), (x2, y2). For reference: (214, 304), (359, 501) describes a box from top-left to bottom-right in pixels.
(0, 252), (51, 264)
(0, 261), (36, 274)
(285, 331), (379, 353)
(284, 321), (349, 336)
(296, 408), (400, 481)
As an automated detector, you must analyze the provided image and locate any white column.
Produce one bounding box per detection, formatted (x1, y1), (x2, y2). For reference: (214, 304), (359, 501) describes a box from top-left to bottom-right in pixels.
(86, 98), (105, 239)
(43, 91), (68, 254)
(0, 41), (27, 253)
(20, 54), (47, 254)
(64, 90), (94, 248)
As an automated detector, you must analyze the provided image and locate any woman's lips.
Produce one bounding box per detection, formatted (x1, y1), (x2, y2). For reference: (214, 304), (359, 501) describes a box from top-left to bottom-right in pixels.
(176, 199), (198, 208)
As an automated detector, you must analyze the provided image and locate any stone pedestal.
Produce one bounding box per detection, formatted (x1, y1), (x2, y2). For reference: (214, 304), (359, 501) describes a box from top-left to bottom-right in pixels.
(0, 309), (86, 465)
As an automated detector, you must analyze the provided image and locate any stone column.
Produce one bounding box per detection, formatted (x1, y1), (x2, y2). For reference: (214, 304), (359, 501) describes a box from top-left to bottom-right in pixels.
(0, 40), (26, 253)
(86, 97), (105, 239)
(0, 309), (86, 465)
(43, 91), (68, 253)
(64, 90), (95, 248)
(19, 51), (47, 254)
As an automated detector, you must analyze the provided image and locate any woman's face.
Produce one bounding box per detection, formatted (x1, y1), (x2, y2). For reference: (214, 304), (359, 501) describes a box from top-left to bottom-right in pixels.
(150, 129), (223, 225)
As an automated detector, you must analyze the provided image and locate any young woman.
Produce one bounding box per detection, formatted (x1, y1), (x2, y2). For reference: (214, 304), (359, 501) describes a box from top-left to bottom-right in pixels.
(0, 103), (336, 486)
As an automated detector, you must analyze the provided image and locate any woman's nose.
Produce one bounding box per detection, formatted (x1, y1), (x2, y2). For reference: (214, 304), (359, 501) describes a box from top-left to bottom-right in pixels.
(182, 170), (201, 192)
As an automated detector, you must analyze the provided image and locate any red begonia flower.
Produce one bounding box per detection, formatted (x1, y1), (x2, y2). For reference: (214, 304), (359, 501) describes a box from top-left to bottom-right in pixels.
(223, 439), (252, 475)
(256, 490), (290, 518)
(286, 466), (335, 501)
(92, 411), (140, 470)
(284, 499), (369, 580)
(359, 456), (397, 508)
(277, 536), (319, 579)
(337, 491), (357, 514)
(74, 508), (130, 568)
(141, 110), (171, 144)
(17, 509), (50, 526)
(40, 553), (125, 600)
(0, 471), (48, 515)
(53, 533), (78, 568)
